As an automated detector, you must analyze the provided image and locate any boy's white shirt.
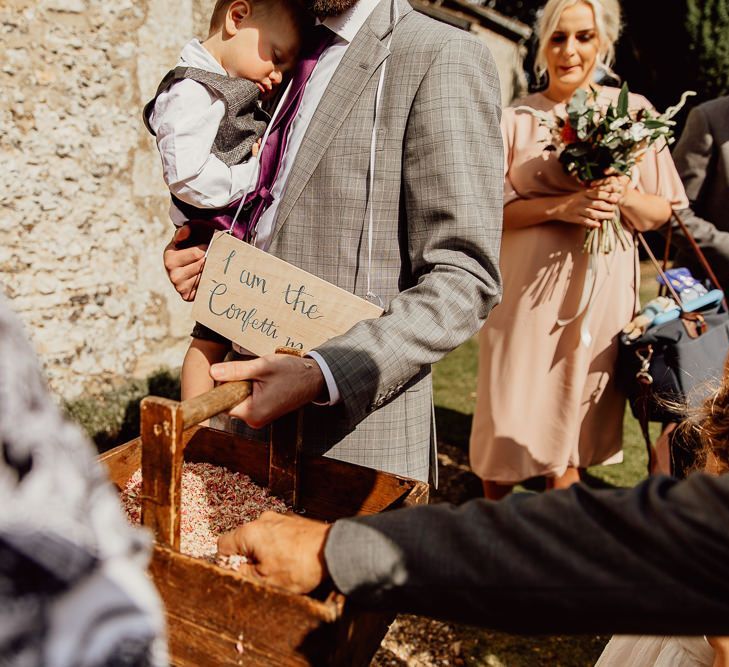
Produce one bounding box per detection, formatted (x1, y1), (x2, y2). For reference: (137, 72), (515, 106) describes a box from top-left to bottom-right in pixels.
(148, 39), (261, 226)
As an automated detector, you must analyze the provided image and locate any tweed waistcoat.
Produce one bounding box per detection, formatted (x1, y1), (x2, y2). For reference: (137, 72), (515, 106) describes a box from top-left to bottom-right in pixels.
(143, 66), (268, 167)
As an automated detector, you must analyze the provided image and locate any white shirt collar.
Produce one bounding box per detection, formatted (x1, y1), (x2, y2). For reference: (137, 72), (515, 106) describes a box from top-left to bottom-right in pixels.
(178, 38), (227, 75)
(321, 0), (382, 43)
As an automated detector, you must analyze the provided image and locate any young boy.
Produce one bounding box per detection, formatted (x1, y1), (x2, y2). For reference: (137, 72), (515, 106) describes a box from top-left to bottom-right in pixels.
(144, 0), (307, 401)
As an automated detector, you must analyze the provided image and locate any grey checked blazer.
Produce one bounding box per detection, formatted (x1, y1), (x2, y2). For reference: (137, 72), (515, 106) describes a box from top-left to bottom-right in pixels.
(674, 96), (729, 228)
(266, 0), (503, 482)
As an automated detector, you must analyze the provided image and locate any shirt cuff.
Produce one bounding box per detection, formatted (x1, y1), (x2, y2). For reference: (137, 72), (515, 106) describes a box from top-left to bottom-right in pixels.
(306, 350), (341, 406)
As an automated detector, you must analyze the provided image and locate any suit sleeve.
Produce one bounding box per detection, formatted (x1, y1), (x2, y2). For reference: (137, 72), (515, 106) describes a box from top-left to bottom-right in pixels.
(673, 105), (713, 207)
(313, 36), (503, 424)
(325, 474), (729, 635)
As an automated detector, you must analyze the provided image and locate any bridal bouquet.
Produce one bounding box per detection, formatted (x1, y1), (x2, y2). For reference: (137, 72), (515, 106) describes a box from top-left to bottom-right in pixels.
(520, 84), (695, 255)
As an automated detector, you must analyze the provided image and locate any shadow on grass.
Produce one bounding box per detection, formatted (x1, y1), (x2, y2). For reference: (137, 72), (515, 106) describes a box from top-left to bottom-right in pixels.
(63, 368), (181, 453)
(434, 405), (472, 451)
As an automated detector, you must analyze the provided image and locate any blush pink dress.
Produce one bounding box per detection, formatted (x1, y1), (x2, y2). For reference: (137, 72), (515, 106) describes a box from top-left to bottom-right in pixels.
(469, 87), (688, 483)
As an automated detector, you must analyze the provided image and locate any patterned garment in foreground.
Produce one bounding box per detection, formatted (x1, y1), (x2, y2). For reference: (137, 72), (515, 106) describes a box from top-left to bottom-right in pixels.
(0, 295), (167, 667)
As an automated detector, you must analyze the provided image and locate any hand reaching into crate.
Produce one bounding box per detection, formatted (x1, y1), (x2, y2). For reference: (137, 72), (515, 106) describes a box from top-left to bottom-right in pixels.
(218, 511), (330, 594)
(210, 353), (327, 428)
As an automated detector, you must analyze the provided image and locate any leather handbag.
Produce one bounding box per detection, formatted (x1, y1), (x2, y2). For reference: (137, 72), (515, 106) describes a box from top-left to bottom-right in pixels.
(616, 212), (729, 473)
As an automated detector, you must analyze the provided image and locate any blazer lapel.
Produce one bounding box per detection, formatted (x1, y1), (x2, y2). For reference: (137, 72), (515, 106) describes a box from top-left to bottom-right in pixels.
(271, 0), (412, 242)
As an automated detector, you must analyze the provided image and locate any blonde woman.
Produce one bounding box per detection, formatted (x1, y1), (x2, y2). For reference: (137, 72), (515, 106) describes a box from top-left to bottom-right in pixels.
(469, 0), (688, 499)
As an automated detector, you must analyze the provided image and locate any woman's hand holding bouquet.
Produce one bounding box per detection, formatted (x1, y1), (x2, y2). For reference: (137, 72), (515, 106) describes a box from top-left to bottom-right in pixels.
(554, 179), (622, 229)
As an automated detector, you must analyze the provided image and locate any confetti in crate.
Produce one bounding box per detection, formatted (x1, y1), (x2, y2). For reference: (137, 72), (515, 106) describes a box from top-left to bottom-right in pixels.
(121, 462), (288, 567)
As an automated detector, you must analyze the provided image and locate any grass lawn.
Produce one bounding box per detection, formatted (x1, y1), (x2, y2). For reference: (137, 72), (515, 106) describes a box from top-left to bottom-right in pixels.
(432, 335), (654, 492)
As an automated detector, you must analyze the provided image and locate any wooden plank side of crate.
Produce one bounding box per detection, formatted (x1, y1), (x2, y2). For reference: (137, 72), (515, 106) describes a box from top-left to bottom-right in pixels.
(151, 546), (343, 666)
(99, 438), (142, 489)
(183, 427), (269, 486)
(141, 397), (185, 549)
(299, 457), (421, 521)
(164, 613), (316, 667)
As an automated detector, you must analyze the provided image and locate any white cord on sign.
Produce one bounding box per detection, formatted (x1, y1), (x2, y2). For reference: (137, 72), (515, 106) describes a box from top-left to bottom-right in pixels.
(365, 0), (400, 308)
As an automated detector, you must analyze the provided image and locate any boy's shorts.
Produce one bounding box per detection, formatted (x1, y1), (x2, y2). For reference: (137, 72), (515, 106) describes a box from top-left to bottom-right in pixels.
(191, 321), (228, 344)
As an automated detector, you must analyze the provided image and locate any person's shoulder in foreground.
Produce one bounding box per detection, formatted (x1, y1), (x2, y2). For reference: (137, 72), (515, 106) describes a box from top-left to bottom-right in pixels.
(693, 94), (729, 118)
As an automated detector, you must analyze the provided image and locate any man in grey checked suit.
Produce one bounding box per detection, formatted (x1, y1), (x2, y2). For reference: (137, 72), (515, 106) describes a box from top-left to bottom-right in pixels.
(164, 0), (503, 482)
(669, 95), (729, 286)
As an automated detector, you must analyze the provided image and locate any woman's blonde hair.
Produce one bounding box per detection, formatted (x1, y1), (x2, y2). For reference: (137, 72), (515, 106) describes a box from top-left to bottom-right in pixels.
(534, 0), (622, 85)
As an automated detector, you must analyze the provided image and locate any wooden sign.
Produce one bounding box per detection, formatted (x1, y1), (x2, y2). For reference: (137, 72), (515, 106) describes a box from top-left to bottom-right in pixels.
(192, 232), (383, 356)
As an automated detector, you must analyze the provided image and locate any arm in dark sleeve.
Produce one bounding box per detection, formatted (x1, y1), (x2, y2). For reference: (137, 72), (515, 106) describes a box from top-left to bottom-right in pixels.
(672, 105), (713, 208)
(325, 474), (729, 635)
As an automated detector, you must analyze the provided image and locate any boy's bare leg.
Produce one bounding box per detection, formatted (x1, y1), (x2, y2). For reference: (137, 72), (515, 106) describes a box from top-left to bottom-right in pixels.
(181, 338), (230, 408)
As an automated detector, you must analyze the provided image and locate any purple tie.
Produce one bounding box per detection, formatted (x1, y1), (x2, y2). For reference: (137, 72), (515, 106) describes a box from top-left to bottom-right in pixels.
(241, 25), (336, 240)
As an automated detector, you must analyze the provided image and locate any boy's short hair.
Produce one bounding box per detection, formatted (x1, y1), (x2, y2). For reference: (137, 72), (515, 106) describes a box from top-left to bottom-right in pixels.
(209, 0), (240, 33)
(208, 0), (307, 34)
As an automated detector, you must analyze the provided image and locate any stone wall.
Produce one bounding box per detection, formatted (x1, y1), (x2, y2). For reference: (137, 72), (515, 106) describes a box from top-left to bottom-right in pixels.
(0, 0), (209, 399)
(0, 0), (522, 400)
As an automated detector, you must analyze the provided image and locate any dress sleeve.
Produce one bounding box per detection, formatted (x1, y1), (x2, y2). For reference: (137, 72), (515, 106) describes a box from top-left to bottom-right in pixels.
(632, 95), (689, 209)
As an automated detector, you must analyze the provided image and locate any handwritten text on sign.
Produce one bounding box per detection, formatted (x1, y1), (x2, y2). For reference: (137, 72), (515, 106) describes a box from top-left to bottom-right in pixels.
(192, 232), (384, 356)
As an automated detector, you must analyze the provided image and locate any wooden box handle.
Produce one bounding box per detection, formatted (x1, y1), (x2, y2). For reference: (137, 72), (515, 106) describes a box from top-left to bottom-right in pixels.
(140, 381), (251, 548)
(180, 380), (251, 429)
(140, 347), (305, 546)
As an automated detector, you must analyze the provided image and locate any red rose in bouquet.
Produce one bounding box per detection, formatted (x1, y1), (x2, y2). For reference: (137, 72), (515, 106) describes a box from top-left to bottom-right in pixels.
(560, 122), (578, 145)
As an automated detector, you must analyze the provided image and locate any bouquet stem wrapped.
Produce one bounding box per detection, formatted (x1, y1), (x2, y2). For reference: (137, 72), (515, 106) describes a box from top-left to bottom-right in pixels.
(584, 213), (630, 255)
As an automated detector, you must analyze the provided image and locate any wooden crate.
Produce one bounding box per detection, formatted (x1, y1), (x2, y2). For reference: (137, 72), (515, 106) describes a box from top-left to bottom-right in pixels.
(100, 381), (429, 666)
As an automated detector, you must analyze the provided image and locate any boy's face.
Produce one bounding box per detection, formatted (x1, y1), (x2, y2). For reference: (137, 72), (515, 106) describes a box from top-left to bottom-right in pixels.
(225, 2), (301, 94)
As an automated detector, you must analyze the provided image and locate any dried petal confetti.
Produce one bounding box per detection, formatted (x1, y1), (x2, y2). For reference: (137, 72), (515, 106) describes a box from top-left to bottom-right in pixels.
(120, 462), (288, 568)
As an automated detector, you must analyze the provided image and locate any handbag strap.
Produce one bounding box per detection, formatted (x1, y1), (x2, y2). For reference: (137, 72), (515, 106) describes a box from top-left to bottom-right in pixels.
(629, 212), (725, 476)
(636, 384), (655, 475)
(662, 220), (673, 272)
(634, 211), (728, 313)
(659, 222), (672, 298)
(634, 231), (685, 306)
(670, 210), (726, 295)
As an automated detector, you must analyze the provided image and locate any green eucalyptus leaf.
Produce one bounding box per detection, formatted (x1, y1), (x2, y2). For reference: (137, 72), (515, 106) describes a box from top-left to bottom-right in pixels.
(617, 82), (629, 117)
